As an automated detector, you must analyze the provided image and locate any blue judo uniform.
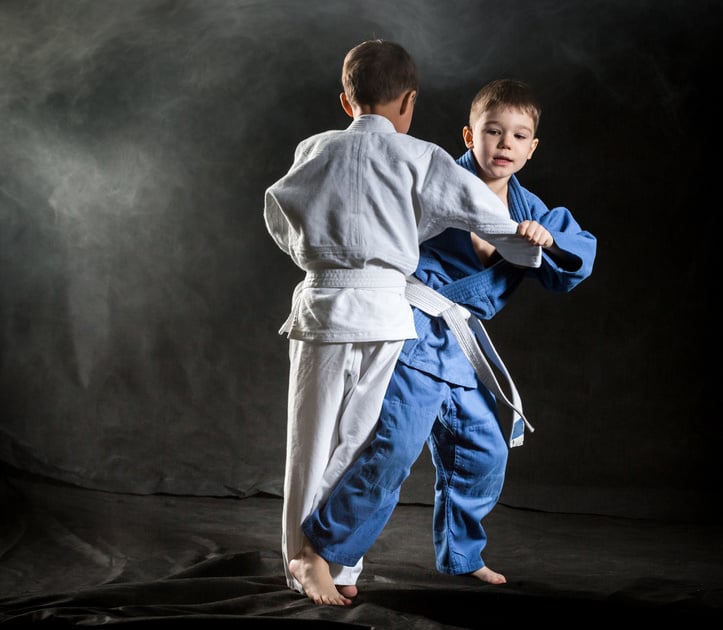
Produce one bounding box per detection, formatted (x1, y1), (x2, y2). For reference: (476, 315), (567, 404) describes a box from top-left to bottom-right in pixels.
(302, 149), (597, 576)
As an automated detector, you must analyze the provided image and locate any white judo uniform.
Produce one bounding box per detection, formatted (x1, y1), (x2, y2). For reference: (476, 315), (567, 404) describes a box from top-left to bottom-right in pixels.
(263, 114), (540, 592)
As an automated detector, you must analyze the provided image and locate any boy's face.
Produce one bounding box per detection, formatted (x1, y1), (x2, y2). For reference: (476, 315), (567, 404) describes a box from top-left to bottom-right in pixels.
(463, 107), (538, 183)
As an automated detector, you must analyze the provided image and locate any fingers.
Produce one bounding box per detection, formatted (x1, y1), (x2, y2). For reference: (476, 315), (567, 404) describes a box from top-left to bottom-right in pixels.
(517, 220), (553, 247)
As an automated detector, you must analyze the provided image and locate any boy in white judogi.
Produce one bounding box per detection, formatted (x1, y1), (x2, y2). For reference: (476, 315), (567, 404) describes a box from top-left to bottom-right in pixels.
(264, 39), (542, 605)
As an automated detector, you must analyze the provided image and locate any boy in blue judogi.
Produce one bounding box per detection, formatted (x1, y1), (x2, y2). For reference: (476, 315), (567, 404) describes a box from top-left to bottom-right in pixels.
(266, 45), (544, 606)
(292, 79), (597, 603)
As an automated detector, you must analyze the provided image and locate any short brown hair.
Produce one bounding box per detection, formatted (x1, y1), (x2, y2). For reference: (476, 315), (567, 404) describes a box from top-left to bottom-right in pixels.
(341, 39), (418, 106)
(469, 79), (541, 132)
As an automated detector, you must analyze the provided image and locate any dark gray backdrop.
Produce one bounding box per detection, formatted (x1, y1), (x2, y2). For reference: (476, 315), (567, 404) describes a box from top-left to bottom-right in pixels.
(0, 0), (717, 523)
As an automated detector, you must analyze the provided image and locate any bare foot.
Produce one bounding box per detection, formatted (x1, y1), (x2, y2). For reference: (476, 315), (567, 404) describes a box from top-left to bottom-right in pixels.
(289, 537), (353, 606)
(470, 565), (507, 584)
(338, 584), (358, 598)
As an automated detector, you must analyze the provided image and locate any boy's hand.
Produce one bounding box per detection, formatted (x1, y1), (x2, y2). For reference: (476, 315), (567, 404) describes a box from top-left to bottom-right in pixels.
(517, 220), (553, 248)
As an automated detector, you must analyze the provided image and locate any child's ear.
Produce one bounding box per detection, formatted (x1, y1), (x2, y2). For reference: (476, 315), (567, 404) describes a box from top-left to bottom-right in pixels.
(527, 137), (539, 160)
(340, 92), (354, 118)
(462, 126), (474, 148)
(400, 89), (417, 115)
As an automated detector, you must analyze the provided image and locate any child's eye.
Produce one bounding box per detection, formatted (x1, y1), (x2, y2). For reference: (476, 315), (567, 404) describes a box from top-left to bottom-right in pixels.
(485, 129), (501, 136)
(515, 134), (528, 140)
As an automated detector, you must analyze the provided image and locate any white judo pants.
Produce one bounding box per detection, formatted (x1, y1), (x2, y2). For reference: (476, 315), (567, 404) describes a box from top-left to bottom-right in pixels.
(282, 337), (404, 591)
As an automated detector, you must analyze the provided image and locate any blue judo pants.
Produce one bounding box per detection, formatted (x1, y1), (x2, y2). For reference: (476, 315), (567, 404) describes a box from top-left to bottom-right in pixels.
(301, 360), (509, 576)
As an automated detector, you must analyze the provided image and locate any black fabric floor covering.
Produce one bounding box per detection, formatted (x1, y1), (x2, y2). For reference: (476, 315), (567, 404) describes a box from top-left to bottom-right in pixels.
(1, 470), (722, 628)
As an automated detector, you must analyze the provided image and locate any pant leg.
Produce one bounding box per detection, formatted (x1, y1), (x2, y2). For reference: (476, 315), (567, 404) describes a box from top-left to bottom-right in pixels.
(282, 339), (402, 590)
(427, 383), (509, 575)
(302, 362), (448, 567)
(314, 340), (403, 587)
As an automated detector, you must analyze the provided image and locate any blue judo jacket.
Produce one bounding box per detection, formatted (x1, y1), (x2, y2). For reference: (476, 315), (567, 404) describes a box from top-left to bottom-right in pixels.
(398, 149), (598, 388)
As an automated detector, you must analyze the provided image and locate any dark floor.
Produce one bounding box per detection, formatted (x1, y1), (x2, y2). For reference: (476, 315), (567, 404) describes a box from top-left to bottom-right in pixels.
(1, 470), (722, 628)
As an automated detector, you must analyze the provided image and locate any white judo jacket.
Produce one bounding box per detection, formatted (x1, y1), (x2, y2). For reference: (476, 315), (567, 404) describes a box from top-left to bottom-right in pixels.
(264, 114), (540, 343)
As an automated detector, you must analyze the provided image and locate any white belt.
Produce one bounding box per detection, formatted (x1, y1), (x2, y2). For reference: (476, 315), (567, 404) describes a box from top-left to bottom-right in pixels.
(303, 268), (406, 288)
(405, 275), (534, 447)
